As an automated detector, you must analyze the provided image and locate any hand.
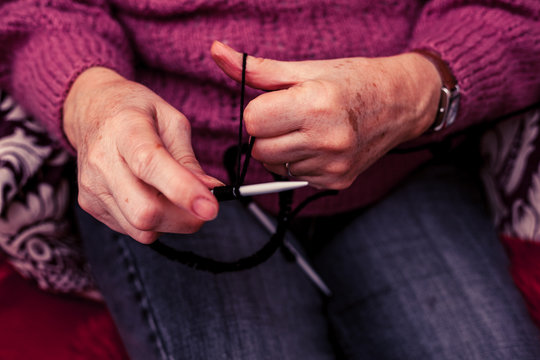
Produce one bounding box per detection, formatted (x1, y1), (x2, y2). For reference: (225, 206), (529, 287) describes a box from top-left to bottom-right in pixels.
(63, 67), (222, 244)
(211, 41), (441, 189)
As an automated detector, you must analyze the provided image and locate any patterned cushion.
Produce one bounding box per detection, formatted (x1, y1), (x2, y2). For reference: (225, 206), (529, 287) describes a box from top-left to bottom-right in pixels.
(0, 90), (99, 299)
(481, 106), (540, 239)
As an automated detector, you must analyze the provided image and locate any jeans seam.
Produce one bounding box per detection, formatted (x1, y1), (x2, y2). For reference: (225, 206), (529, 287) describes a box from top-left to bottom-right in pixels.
(115, 233), (172, 360)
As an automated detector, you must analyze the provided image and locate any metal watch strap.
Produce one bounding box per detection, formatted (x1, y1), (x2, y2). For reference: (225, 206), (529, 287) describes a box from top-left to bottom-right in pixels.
(412, 48), (459, 132)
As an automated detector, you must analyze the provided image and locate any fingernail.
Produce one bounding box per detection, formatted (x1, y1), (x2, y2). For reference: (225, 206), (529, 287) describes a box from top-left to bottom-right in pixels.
(192, 197), (218, 220)
(215, 40), (230, 50)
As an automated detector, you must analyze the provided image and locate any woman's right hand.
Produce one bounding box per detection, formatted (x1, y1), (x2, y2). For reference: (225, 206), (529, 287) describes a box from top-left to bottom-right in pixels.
(63, 67), (222, 244)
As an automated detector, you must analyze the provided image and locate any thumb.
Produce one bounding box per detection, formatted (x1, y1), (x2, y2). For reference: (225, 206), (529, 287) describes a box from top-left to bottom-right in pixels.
(211, 41), (312, 91)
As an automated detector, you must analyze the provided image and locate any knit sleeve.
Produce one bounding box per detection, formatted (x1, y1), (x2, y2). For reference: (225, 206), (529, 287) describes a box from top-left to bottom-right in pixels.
(408, 0), (540, 138)
(0, 0), (134, 149)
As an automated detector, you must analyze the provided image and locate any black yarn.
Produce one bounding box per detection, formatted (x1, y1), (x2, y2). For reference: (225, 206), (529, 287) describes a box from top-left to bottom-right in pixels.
(149, 188), (292, 273)
(149, 52), (335, 273)
(236, 53), (249, 188)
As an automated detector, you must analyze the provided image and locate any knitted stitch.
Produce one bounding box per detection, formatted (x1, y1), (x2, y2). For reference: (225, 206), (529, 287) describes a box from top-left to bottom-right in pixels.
(1, 0), (539, 215)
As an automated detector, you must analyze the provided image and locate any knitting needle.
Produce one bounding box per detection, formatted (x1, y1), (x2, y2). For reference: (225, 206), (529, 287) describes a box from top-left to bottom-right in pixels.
(246, 201), (333, 297)
(212, 181), (308, 201)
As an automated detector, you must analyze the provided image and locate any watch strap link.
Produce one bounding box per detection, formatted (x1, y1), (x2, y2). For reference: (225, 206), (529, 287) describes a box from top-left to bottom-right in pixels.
(412, 48), (459, 132)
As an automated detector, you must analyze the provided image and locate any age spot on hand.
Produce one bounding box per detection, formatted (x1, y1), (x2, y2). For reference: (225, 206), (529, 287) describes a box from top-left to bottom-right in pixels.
(347, 108), (359, 133)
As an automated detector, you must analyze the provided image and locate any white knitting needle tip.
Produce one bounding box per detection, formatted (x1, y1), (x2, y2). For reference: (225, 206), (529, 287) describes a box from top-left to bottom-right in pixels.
(212, 181), (309, 201)
(239, 181), (308, 196)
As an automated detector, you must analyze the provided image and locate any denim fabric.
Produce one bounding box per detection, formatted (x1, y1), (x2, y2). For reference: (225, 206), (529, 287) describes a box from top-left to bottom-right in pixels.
(78, 201), (335, 360)
(78, 162), (540, 359)
(313, 164), (540, 359)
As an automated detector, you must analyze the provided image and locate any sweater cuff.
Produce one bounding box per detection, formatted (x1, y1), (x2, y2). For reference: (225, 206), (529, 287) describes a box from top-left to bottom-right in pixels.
(11, 30), (134, 152)
(409, 7), (538, 135)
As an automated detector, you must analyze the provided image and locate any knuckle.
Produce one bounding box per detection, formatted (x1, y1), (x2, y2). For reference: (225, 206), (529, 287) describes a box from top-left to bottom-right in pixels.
(305, 80), (340, 117)
(131, 231), (159, 245)
(243, 102), (260, 135)
(246, 56), (268, 76)
(250, 143), (265, 162)
(78, 165), (102, 190)
(182, 219), (205, 234)
(130, 144), (159, 179)
(77, 193), (114, 228)
(77, 171), (109, 205)
(77, 193), (92, 213)
(331, 177), (354, 190)
(326, 160), (350, 176)
(307, 178), (328, 190)
(84, 147), (107, 172)
(176, 153), (199, 170)
(262, 163), (283, 176)
(127, 202), (161, 231)
(311, 175), (352, 191)
(322, 131), (355, 153)
(177, 116), (191, 134)
(77, 174), (92, 193)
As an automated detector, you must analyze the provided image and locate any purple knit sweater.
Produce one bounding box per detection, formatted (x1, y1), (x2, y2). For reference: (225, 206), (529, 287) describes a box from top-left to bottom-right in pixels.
(1, 0), (539, 215)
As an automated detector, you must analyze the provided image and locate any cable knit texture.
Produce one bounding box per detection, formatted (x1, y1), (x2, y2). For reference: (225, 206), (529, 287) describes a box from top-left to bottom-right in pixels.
(1, 0), (539, 215)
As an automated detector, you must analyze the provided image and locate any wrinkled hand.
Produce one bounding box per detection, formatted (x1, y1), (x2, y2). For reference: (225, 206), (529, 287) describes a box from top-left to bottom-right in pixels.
(63, 67), (222, 244)
(211, 41), (441, 189)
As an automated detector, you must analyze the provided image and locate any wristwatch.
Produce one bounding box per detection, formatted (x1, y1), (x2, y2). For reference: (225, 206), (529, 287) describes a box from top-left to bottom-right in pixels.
(412, 49), (460, 132)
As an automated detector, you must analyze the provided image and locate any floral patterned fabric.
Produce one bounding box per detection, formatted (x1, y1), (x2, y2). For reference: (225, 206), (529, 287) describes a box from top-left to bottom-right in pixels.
(0, 90), (99, 300)
(481, 106), (540, 240)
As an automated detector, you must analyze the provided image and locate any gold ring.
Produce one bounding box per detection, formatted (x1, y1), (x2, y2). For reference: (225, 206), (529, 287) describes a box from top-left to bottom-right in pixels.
(285, 162), (294, 177)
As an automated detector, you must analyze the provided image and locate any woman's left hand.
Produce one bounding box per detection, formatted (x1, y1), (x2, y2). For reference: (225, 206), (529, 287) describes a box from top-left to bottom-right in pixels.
(211, 41), (441, 190)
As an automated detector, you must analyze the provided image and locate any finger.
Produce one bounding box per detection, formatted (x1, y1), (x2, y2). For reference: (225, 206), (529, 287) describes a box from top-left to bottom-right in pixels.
(78, 191), (124, 234)
(263, 163), (289, 178)
(116, 113), (218, 221)
(250, 132), (310, 164)
(264, 155), (339, 180)
(264, 158), (321, 179)
(211, 40), (317, 91)
(155, 101), (224, 188)
(243, 89), (308, 138)
(302, 173), (356, 190)
(273, 156), (357, 190)
(78, 190), (160, 244)
(109, 156), (205, 235)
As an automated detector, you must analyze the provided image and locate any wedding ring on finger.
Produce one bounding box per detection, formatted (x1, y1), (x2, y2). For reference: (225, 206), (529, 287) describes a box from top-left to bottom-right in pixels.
(285, 162), (294, 177)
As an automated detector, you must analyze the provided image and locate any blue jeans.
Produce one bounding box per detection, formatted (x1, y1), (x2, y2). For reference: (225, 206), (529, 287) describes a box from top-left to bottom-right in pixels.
(78, 162), (540, 359)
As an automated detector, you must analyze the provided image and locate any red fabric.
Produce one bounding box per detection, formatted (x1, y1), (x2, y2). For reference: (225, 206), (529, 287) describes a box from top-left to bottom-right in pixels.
(501, 234), (540, 329)
(0, 256), (129, 359)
